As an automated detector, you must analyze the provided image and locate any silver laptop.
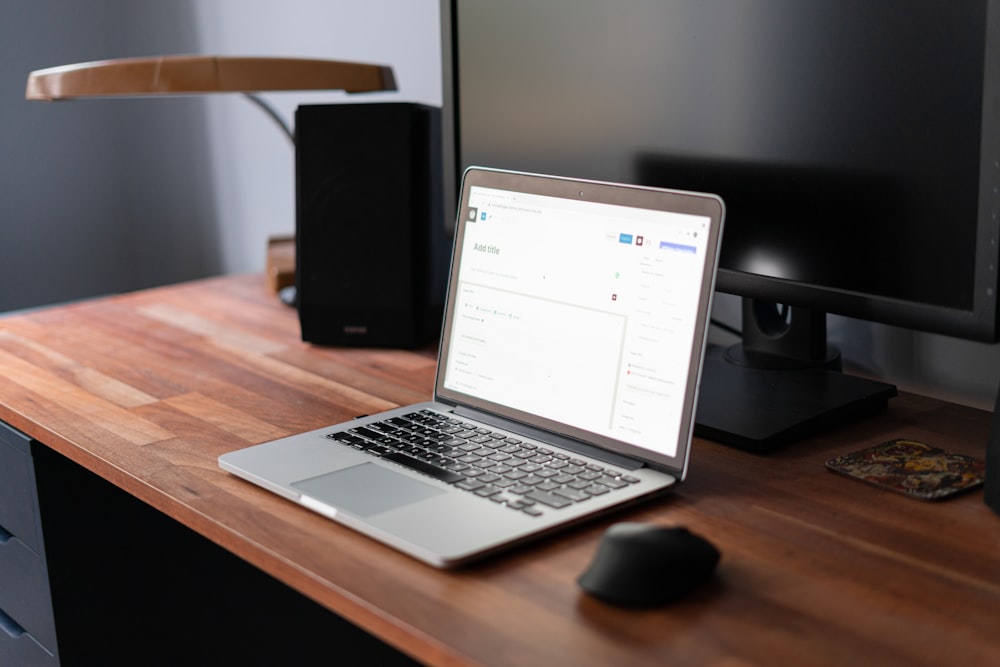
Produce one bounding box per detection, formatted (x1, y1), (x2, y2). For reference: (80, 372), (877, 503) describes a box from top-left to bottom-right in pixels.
(219, 167), (725, 567)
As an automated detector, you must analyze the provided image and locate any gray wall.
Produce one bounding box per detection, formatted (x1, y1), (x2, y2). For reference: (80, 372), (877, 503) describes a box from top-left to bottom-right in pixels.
(3, 2), (211, 308)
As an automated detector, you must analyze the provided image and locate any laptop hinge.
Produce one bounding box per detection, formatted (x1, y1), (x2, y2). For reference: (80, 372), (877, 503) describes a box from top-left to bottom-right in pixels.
(451, 406), (645, 471)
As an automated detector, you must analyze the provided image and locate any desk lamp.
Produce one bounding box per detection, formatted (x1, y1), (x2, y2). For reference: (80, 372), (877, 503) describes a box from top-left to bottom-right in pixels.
(25, 54), (397, 313)
(26, 55), (395, 138)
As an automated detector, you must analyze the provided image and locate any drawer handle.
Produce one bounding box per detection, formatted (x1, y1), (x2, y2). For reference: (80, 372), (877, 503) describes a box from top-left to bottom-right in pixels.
(0, 607), (25, 639)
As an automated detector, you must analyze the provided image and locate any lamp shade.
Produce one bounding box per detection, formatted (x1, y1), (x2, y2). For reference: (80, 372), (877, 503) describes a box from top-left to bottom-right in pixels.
(26, 55), (396, 100)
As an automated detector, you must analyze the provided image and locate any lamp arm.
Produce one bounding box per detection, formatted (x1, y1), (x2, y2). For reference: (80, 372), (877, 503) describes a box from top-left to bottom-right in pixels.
(243, 93), (295, 145)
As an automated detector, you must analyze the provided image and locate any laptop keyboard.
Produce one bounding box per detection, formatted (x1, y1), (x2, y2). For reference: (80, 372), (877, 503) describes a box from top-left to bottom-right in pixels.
(326, 409), (641, 517)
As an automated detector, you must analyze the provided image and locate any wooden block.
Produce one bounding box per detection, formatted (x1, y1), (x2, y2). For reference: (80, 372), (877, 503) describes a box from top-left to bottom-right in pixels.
(266, 235), (296, 293)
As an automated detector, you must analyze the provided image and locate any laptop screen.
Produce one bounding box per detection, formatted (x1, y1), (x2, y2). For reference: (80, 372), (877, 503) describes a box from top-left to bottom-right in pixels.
(437, 168), (723, 470)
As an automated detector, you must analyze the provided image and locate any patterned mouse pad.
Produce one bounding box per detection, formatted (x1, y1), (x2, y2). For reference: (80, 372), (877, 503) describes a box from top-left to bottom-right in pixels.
(825, 438), (986, 501)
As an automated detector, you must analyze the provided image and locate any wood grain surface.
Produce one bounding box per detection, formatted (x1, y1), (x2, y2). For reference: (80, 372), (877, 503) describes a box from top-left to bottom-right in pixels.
(1, 274), (998, 666)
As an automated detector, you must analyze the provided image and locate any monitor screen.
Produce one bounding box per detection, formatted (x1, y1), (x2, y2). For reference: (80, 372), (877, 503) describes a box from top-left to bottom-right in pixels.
(442, 0), (1000, 447)
(446, 0), (999, 339)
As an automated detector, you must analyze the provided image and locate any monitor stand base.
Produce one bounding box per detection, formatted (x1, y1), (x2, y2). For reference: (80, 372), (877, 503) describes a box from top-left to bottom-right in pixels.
(694, 345), (898, 452)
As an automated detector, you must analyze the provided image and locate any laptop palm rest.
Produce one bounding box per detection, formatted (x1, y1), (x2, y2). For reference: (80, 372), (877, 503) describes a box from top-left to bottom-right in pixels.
(293, 463), (445, 518)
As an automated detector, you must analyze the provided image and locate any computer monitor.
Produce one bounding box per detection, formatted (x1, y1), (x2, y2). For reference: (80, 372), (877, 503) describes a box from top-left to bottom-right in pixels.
(441, 0), (1000, 450)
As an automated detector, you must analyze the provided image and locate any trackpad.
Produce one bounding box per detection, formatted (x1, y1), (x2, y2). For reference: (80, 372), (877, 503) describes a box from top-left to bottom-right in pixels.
(292, 462), (445, 518)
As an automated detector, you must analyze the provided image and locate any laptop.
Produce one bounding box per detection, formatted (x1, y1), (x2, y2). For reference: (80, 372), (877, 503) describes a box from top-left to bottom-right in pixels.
(219, 167), (725, 567)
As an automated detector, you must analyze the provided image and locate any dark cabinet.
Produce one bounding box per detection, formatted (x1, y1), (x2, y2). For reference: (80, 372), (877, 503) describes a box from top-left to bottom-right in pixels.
(0, 421), (59, 665)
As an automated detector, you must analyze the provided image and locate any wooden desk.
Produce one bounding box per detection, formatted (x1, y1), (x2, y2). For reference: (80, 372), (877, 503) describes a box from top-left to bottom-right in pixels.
(1, 274), (998, 665)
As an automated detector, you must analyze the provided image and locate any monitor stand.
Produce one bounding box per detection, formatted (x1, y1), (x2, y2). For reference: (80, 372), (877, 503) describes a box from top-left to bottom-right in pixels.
(694, 300), (897, 452)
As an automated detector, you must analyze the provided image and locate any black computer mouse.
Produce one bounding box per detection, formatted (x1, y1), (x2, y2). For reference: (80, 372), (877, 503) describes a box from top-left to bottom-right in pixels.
(577, 522), (720, 607)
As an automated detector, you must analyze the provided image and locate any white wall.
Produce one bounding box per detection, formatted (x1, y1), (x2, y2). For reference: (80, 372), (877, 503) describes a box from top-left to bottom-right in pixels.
(2, 2), (208, 309)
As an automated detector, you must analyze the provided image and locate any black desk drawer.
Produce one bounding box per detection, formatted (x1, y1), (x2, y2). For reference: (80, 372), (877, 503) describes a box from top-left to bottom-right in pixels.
(0, 607), (57, 667)
(0, 421), (43, 555)
(0, 420), (58, 663)
(0, 530), (57, 652)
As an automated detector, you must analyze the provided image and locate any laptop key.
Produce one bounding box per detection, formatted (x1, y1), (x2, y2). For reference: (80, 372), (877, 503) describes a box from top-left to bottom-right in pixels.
(596, 476), (629, 489)
(552, 487), (592, 503)
(352, 427), (385, 440)
(329, 433), (365, 447)
(382, 451), (465, 484)
(522, 489), (573, 509)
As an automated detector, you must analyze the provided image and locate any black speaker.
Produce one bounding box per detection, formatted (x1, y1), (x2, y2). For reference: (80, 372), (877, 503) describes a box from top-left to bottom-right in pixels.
(294, 102), (450, 347)
(986, 385), (1000, 514)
